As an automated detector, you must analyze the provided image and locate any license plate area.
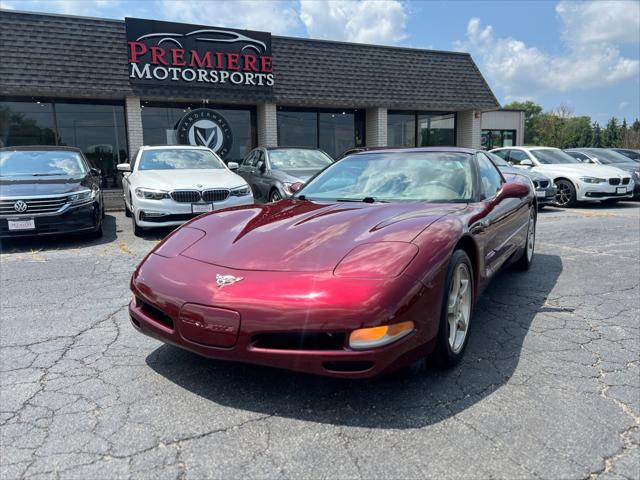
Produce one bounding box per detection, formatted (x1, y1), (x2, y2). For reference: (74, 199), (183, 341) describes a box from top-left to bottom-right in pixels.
(7, 218), (36, 230)
(179, 304), (240, 347)
(535, 190), (546, 198)
(616, 187), (626, 194)
(191, 203), (213, 214)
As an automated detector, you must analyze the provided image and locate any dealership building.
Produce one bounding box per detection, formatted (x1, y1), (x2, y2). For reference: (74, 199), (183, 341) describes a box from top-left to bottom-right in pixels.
(0, 10), (523, 190)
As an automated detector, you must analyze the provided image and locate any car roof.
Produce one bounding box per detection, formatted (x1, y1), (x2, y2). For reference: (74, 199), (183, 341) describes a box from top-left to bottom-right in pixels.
(264, 146), (325, 151)
(492, 146), (558, 151)
(0, 145), (83, 153)
(351, 146), (478, 155)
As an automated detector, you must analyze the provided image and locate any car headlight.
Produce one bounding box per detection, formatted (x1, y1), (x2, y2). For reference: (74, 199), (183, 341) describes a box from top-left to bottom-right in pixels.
(334, 242), (418, 278)
(135, 188), (170, 200)
(229, 185), (251, 197)
(68, 189), (95, 204)
(349, 321), (415, 350)
(580, 177), (606, 184)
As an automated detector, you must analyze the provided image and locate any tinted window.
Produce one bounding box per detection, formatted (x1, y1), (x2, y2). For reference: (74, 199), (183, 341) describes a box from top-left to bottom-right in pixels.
(582, 149), (632, 164)
(491, 149), (509, 160)
(418, 113), (455, 146)
(277, 110), (317, 148)
(566, 151), (589, 161)
(269, 149), (333, 170)
(242, 151), (256, 167)
(138, 149), (225, 171)
(486, 151), (510, 167)
(509, 150), (530, 164)
(530, 149), (580, 164)
(387, 113), (415, 147)
(477, 153), (503, 199)
(0, 150), (86, 176)
(319, 112), (362, 159)
(297, 152), (474, 202)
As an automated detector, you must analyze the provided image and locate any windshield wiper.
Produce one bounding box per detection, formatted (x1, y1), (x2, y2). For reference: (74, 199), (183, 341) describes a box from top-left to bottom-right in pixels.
(31, 173), (66, 176)
(336, 197), (388, 203)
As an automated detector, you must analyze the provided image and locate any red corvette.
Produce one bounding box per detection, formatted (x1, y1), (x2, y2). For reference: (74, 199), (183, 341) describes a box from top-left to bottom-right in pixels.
(129, 148), (536, 378)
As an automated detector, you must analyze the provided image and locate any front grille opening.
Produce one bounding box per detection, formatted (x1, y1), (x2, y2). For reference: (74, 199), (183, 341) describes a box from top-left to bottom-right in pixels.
(609, 178), (621, 186)
(202, 189), (230, 202)
(622, 178), (630, 185)
(139, 299), (174, 330)
(252, 332), (346, 351)
(323, 361), (374, 373)
(171, 190), (201, 203)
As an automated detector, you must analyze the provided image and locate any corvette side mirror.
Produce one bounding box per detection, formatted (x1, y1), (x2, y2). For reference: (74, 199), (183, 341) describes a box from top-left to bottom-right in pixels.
(498, 182), (530, 201)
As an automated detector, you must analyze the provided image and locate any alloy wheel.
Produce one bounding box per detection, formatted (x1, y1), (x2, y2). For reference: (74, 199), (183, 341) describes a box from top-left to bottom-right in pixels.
(447, 263), (472, 354)
(554, 181), (573, 207)
(526, 211), (535, 263)
(270, 190), (282, 202)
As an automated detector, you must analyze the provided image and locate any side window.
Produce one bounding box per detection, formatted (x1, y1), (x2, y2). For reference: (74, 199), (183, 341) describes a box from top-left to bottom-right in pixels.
(567, 152), (589, 162)
(492, 149), (509, 160)
(242, 151), (255, 167)
(477, 153), (504, 200)
(508, 150), (529, 165)
(256, 151), (265, 168)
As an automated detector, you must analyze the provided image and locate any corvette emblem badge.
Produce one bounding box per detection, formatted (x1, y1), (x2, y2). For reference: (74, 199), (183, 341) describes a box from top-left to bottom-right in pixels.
(216, 274), (244, 288)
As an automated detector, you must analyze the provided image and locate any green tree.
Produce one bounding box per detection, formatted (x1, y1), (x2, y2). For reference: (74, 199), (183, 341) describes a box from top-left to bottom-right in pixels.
(503, 100), (543, 144)
(592, 122), (602, 147)
(563, 116), (592, 148)
(603, 117), (622, 147)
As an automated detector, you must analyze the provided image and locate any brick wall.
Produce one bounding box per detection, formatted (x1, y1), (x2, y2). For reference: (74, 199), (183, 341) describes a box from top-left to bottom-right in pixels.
(125, 96), (144, 160)
(365, 107), (387, 147)
(257, 103), (278, 147)
(456, 110), (481, 149)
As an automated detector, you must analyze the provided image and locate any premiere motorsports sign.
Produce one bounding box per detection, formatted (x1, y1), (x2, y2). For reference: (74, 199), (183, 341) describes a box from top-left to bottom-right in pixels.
(125, 18), (274, 88)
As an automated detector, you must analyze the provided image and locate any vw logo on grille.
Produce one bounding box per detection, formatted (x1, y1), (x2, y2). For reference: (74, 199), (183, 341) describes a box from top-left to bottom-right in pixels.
(13, 200), (27, 213)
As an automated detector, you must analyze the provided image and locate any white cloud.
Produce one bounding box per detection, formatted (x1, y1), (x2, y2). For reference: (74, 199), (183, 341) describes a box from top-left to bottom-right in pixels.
(619, 101), (629, 110)
(455, 10), (640, 101)
(556, 0), (640, 45)
(299, 0), (407, 45)
(159, 0), (300, 35)
(0, 0), (15, 9)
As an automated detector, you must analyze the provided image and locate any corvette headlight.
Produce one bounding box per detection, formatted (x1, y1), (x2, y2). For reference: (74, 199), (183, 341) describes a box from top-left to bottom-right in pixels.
(229, 185), (251, 197)
(334, 242), (418, 278)
(68, 189), (95, 204)
(135, 188), (170, 200)
(580, 177), (606, 184)
(349, 321), (415, 350)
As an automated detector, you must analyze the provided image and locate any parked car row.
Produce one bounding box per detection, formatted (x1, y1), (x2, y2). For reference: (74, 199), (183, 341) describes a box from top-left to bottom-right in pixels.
(1, 144), (637, 240)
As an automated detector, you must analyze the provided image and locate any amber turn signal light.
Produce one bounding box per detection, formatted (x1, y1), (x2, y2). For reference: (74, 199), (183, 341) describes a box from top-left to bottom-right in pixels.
(349, 321), (415, 350)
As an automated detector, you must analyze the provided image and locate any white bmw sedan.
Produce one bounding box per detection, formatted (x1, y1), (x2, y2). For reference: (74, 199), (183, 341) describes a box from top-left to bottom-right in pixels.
(490, 146), (634, 207)
(117, 145), (253, 235)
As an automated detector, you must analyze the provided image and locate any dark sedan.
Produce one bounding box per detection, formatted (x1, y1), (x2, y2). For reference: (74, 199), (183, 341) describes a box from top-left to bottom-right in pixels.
(611, 148), (640, 162)
(486, 151), (556, 207)
(0, 146), (104, 238)
(237, 147), (333, 202)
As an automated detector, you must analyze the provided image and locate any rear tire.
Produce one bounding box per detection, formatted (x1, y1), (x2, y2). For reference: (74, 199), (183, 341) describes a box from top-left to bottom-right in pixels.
(554, 179), (577, 207)
(432, 249), (474, 368)
(515, 207), (536, 270)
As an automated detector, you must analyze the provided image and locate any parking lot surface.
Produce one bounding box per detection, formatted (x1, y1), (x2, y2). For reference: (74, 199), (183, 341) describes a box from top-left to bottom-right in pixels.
(1, 204), (639, 480)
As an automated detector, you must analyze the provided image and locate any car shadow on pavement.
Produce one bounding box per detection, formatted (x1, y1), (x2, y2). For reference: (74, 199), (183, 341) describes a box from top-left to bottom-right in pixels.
(146, 253), (562, 429)
(0, 214), (119, 253)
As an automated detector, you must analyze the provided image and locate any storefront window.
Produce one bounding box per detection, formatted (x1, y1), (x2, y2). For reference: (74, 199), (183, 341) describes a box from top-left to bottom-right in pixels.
(387, 112), (415, 147)
(388, 111), (456, 147)
(481, 129), (516, 150)
(277, 108), (364, 159)
(141, 103), (256, 164)
(277, 110), (317, 148)
(0, 100), (57, 146)
(0, 99), (128, 189)
(418, 113), (455, 146)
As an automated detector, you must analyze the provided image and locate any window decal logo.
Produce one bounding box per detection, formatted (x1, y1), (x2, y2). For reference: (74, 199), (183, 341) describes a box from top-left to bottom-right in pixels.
(176, 109), (233, 157)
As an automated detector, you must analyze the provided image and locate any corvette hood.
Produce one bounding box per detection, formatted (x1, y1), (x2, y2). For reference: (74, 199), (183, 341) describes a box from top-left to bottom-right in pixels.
(531, 163), (631, 178)
(180, 200), (464, 271)
(131, 169), (247, 190)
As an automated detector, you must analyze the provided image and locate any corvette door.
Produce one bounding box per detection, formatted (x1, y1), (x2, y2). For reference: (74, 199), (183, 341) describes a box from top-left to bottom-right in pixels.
(475, 153), (528, 277)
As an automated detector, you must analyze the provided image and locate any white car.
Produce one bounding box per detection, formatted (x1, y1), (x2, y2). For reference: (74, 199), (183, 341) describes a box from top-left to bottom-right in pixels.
(490, 146), (634, 207)
(117, 145), (253, 235)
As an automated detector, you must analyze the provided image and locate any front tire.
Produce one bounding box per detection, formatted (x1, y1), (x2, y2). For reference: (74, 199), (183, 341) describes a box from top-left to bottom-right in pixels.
(269, 189), (282, 203)
(554, 179), (577, 207)
(433, 250), (474, 368)
(132, 212), (144, 237)
(515, 207), (536, 270)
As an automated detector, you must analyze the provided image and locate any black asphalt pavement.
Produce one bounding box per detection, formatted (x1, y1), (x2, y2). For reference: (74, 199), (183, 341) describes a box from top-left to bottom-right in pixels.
(1, 203), (638, 479)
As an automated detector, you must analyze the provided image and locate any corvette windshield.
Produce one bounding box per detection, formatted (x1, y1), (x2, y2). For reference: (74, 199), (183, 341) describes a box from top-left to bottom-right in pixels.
(138, 149), (225, 170)
(296, 152), (474, 202)
(269, 149), (333, 170)
(530, 149), (580, 164)
(0, 150), (86, 176)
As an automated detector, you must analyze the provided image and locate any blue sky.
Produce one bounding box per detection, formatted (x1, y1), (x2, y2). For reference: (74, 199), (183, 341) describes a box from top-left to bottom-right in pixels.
(2, 0), (638, 124)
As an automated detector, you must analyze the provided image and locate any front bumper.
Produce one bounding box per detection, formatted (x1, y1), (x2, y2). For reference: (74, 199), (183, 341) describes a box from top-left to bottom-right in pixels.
(129, 253), (438, 378)
(575, 181), (635, 202)
(535, 185), (556, 205)
(0, 202), (100, 238)
(133, 195), (254, 228)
